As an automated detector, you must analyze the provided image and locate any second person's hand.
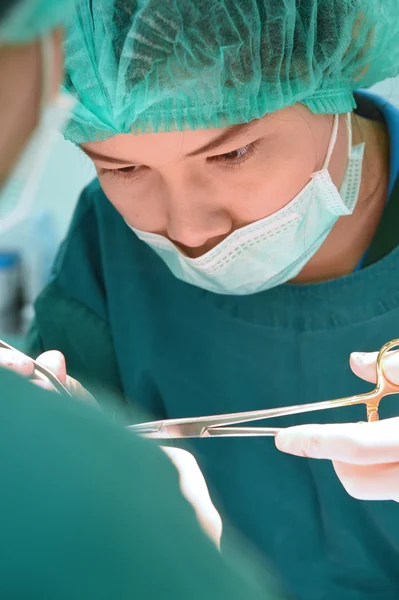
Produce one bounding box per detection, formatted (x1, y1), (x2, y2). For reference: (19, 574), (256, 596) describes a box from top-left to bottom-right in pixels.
(0, 348), (94, 403)
(0, 349), (222, 542)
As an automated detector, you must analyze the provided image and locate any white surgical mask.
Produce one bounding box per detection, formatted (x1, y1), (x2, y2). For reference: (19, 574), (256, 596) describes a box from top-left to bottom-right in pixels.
(0, 35), (74, 236)
(128, 114), (365, 295)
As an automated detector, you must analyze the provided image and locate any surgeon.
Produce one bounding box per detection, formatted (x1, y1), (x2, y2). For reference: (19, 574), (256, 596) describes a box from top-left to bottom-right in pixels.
(0, 1), (288, 598)
(13, 0), (399, 599)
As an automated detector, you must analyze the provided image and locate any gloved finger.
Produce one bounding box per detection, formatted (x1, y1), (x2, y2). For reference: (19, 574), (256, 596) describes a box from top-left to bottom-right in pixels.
(0, 348), (35, 378)
(333, 460), (399, 502)
(31, 379), (57, 393)
(65, 375), (98, 407)
(35, 351), (67, 384)
(162, 447), (222, 548)
(275, 417), (399, 465)
(350, 350), (399, 385)
(31, 352), (97, 406)
(32, 373), (98, 408)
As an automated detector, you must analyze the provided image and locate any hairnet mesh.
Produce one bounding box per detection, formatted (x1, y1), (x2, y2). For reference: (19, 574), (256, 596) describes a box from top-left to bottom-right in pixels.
(64, 0), (399, 143)
(0, 0), (72, 44)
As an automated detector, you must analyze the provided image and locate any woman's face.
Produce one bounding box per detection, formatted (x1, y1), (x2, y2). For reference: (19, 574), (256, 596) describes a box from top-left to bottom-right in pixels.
(82, 103), (349, 258)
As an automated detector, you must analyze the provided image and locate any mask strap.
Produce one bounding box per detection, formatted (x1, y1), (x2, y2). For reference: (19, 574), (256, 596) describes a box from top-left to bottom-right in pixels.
(345, 112), (353, 155)
(322, 114), (339, 170)
(40, 35), (54, 111)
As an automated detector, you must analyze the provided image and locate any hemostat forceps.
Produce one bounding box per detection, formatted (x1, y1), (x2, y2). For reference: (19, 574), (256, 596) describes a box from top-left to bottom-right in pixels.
(0, 339), (72, 397)
(128, 339), (399, 439)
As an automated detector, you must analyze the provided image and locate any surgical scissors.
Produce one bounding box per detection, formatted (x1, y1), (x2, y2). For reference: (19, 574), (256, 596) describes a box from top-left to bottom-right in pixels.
(0, 339), (72, 397)
(128, 339), (399, 439)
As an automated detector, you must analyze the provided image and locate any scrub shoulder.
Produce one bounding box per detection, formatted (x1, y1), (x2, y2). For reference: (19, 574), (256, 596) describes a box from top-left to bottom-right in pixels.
(0, 367), (284, 600)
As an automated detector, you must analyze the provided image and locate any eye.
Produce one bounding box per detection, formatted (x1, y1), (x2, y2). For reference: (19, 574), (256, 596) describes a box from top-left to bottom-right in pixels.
(98, 165), (143, 179)
(208, 142), (259, 168)
(118, 165), (140, 174)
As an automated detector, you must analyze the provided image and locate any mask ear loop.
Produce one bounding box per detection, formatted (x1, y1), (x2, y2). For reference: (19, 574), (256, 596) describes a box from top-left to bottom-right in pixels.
(322, 114), (339, 171)
(346, 112), (353, 155)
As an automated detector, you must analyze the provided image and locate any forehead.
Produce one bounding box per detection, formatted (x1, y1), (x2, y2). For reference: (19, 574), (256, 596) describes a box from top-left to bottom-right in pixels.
(81, 104), (314, 165)
(82, 124), (247, 159)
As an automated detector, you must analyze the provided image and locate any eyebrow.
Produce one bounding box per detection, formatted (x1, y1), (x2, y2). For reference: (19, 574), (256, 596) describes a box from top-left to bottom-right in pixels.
(80, 120), (260, 165)
(186, 121), (260, 157)
(80, 147), (134, 165)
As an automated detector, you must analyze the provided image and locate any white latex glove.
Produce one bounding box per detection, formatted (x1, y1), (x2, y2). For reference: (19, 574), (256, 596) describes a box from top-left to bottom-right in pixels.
(0, 348), (93, 402)
(275, 349), (399, 502)
(162, 446), (222, 547)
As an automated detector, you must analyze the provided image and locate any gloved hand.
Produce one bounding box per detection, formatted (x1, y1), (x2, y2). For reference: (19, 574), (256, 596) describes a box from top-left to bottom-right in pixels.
(0, 348), (93, 402)
(275, 349), (399, 502)
(162, 447), (222, 548)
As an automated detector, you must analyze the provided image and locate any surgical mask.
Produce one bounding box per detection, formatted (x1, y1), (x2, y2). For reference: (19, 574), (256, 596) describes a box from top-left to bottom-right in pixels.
(128, 114), (365, 295)
(0, 35), (74, 236)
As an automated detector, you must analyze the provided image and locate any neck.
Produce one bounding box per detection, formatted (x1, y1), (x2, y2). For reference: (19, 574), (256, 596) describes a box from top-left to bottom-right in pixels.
(292, 113), (390, 284)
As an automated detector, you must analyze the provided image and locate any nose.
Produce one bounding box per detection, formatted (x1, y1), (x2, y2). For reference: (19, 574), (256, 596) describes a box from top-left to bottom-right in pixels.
(166, 208), (233, 255)
(163, 176), (233, 254)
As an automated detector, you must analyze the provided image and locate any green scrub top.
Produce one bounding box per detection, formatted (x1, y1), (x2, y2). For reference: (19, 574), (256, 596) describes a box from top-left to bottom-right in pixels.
(0, 367), (282, 600)
(28, 92), (399, 600)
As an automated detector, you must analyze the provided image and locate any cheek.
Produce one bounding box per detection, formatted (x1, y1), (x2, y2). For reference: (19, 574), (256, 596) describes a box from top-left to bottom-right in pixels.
(51, 30), (65, 96)
(98, 176), (166, 230)
(232, 154), (315, 224)
(0, 44), (40, 185)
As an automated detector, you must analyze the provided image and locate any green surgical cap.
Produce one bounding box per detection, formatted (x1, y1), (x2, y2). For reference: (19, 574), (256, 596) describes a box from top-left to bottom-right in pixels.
(0, 0), (72, 44)
(64, 0), (399, 143)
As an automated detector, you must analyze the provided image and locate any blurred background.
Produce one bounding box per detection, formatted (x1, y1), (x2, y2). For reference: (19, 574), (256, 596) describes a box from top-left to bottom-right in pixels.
(0, 76), (399, 346)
